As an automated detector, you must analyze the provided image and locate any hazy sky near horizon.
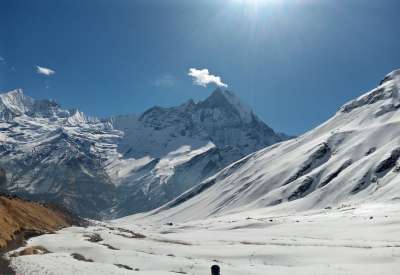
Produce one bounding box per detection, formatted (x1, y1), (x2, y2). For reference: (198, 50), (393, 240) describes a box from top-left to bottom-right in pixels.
(0, 0), (399, 135)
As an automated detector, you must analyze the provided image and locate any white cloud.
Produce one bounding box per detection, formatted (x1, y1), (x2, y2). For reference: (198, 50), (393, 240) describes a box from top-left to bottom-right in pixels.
(154, 74), (175, 87)
(188, 68), (228, 88)
(36, 65), (56, 76)
(0, 56), (5, 63)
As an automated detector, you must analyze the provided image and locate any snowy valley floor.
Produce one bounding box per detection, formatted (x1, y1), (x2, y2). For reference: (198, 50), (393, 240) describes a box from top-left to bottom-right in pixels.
(7, 203), (400, 275)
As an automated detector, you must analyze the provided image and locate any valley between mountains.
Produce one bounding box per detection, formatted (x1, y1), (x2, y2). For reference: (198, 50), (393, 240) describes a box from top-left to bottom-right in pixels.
(1, 70), (400, 274)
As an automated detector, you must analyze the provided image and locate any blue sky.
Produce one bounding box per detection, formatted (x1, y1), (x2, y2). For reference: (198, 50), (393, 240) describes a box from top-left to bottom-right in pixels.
(0, 0), (399, 135)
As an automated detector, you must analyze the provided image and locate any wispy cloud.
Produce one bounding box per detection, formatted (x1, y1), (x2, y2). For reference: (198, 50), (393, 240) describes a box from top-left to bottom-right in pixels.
(188, 68), (227, 88)
(36, 65), (56, 76)
(154, 74), (175, 87)
(0, 56), (5, 63)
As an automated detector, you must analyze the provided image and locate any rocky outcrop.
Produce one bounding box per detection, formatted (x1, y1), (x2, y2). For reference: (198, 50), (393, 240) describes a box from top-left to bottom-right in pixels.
(0, 168), (6, 187)
(0, 193), (84, 250)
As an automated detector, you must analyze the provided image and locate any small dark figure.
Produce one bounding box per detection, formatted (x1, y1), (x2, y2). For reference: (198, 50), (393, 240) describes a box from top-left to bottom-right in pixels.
(211, 265), (220, 275)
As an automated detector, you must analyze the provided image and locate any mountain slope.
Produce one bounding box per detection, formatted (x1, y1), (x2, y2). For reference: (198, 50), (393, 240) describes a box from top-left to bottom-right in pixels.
(0, 90), (121, 218)
(0, 192), (83, 250)
(132, 69), (400, 223)
(0, 88), (286, 218)
(109, 88), (285, 217)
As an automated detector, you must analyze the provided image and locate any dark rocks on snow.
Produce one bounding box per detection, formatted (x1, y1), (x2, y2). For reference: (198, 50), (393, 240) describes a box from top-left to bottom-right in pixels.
(71, 253), (93, 262)
(84, 233), (103, 243)
(114, 264), (133, 270)
(319, 159), (352, 187)
(375, 148), (400, 174)
(288, 177), (314, 201)
(365, 147), (376, 156)
(284, 142), (331, 186)
(351, 172), (371, 194)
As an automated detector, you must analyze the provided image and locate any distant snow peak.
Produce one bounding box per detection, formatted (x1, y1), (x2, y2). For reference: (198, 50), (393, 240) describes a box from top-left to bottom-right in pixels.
(0, 89), (122, 217)
(201, 88), (253, 123)
(217, 88), (253, 120)
(0, 89), (34, 119)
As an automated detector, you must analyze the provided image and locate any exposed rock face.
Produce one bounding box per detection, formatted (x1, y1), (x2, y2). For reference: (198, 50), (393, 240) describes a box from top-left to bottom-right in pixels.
(0, 168), (6, 187)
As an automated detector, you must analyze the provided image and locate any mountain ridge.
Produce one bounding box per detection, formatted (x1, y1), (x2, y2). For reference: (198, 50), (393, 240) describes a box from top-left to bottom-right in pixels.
(126, 69), (400, 223)
(0, 87), (286, 218)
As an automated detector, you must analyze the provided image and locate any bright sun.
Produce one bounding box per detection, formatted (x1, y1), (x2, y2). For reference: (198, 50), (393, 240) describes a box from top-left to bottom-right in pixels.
(233, 0), (276, 7)
(235, 0), (266, 3)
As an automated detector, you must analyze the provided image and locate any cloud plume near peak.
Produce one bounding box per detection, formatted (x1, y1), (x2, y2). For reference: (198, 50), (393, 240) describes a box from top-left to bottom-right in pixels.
(188, 68), (227, 88)
(36, 65), (56, 76)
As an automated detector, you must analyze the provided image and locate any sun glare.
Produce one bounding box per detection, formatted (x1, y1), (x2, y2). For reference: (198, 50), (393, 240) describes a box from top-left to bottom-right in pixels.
(234, 0), (270, 5)
(232, 0), (280, 9)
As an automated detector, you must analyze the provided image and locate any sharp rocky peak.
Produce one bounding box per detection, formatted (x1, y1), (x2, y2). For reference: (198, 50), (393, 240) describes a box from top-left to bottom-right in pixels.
(0, 89), (96, 122)
(198, 88), (253, 123)
(139, 88), (254, 124)
(0, 89), (35, 119)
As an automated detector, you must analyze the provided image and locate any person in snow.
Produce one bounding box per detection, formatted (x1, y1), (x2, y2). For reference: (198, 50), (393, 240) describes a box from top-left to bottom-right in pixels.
(211, 265), (220, 275)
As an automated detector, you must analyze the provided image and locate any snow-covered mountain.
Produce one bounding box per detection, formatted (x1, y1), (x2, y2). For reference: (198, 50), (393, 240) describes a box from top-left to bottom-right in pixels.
(0, 88), (285, 218)
(0, 89), (122, 218)
(108, 88), (285, 217)
(134, 69), (400, 223)
(5, 72), (400, 275)
(9, 71), (400, 275)
(113, 88), (282, 159)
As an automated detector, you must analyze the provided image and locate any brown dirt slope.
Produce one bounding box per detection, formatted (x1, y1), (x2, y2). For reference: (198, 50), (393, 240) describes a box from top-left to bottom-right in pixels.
(0, 193), (82, 250)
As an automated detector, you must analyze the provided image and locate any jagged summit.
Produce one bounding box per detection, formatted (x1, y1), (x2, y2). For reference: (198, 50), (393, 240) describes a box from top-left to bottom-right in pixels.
(0, 89), (34, 119)
(199, 88), (253, 123)
(109, 89), (286, 216)
(0, 89), (65, 119)
(115, 88), (283, 159)
(0, 89), (105, 124)
(131, 69), (400, 223)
